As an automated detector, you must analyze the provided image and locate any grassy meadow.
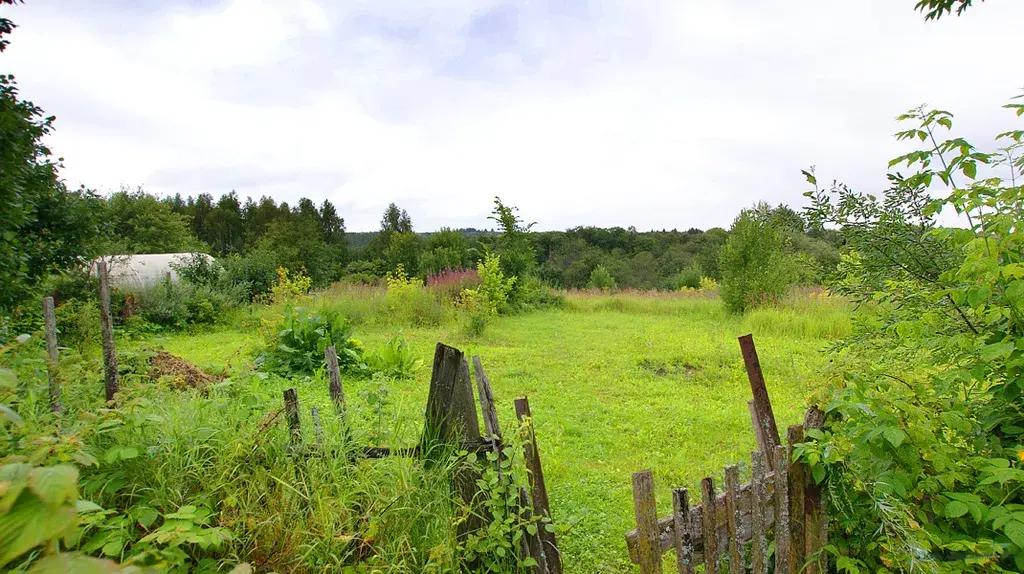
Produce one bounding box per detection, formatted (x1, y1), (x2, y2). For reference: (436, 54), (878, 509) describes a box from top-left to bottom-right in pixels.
(130, 287), (849, 571)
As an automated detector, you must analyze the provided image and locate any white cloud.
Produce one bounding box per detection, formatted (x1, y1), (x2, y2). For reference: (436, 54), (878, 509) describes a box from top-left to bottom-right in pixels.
(4, 0), (1023, 231)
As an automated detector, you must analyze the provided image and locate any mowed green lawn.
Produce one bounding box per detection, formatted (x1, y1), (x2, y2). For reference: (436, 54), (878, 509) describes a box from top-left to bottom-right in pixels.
(150, 291), (846, 572)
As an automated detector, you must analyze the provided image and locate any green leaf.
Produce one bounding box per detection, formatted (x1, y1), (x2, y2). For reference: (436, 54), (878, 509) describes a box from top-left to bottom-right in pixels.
(0, 404), (23, 426)
(967, 285), (990, 308)
(945, 500), (970, 518)
(883, 427), (906, 448)
(75, 500), (103, 513)
(1005, 520), (1024, 549)
(962, 160), (977, 179)
(101, 540), (122, 557)
(27, 465), (78, 506)
(981, 341), (1015, 362)
(27, 553), (122, 574)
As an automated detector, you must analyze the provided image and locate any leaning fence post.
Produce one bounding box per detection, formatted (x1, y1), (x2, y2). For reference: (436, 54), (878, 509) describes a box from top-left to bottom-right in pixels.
(672, 488), (694, 574)
(739, 334), (780, 470)
(42, 296), (62, 415)
(520, 486), (549, 572)
(472, 356), (500, 439)
(283, 388), (301, 448)
(97, 260), (119, 404)
(325, 346), (346, 416)
(515, 396), (562, 573)
(700, 477), (718, 574)
(632, 469), (662, 574)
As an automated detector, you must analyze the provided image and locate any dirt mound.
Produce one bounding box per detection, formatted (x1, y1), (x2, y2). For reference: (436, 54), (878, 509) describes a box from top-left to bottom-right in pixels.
(149, 350), (220, 389)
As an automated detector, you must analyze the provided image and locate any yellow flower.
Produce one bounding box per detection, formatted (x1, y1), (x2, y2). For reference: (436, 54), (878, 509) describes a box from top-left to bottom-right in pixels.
(1017, 449), (1024, 462)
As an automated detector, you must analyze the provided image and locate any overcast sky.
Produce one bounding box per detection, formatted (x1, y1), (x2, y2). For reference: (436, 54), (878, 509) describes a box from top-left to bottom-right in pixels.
(3, 1), (1022, 231)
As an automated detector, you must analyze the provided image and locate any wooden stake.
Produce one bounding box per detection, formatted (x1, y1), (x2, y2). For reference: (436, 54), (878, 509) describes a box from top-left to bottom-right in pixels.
(325, 346), (346, 416)
(472, 355), (500, 439)
(97, 260), (119, 404)
(672, 488), (694, 574)
(515, 396), (562, 573)
(701, 477), (718, 574)
(284, 388), (300, 448)
(774, 445), (790, 574)
(724, 465), (742, 573)
(42, 296), (62, 415)
(750, 450), (768, 574)
(632, 470), (662, 574)
(787, 425), (806, 571)
(803, 407), (828, 574)
(739, 335), (779, 469)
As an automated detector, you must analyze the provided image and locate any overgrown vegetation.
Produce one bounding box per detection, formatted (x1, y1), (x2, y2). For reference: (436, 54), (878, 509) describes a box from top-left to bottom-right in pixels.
(800, 95), (1024, 572)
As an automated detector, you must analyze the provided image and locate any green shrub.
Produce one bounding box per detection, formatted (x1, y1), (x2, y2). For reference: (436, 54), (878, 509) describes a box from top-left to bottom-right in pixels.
(258, 306), (365, 376)
(135, 277), (244, 329)
(587, 265), (617, 292)
(366, 333), (423, 379)
(799, 98), (1024, 572)
(668, 264), (703, 291)
(718, 205), (796, 313)
(381, 266), (447, 326)
(54, 298), (101, 354)
(221, 249), (279, 301)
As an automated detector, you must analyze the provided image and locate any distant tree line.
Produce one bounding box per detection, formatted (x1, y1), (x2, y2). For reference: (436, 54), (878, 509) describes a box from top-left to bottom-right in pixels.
(80, 188), (844, 294)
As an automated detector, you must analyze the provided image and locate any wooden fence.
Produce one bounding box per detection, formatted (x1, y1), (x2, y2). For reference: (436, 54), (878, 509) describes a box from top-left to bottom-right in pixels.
(624, 335), (827, 573)
(39, 263), (562, 572)
(281, 341), (563, 573)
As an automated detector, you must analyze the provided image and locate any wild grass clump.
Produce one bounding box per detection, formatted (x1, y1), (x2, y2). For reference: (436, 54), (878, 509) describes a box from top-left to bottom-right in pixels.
(740, 289), (852, 339)
(425, 267), (480, 305)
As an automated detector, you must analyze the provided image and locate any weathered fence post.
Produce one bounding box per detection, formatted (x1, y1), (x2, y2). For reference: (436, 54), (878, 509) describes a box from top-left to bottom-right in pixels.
(97, 260), (119, 403)
(632, 469), (662, 574)
(472, 356), (500, 439)
(786, 425), (806, 571)
(773, 444), (790, 574)
(700, 477), (718, 574)
(724, 465), (742, 573)
(672, 488), (694, 574)
(521, 486), (549, 573)
(283, 388), (301, 448)
(421, 343), (484, 545)
(325, 346), (346, 416)
(803, 407), (828, 574)
(739, 335), (780, 470)
(750, 450), (768, 574)
(515, 396), (562, 573)
(42, 296), (62, 415)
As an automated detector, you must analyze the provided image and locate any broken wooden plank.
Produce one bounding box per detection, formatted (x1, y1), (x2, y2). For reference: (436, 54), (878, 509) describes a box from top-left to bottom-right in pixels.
(751, 450), (768, 574)
(724, 465), (742, 573)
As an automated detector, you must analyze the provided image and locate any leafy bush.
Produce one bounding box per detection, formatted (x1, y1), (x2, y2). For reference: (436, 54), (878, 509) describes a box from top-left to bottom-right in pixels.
(718, 204), (796, 313)
(587, 264), (616, 292)
(466, 253), (515, 316)
(221, 249), (279, 301)
(669, 264), (703, 291)
(381, 265), (447, 326)
(366, 333), (422, 379)
(134, 277), (244, 329)
(799, 96), (1024, 572)
(54, 298), (100, 354)
(269, 267), (312, 305)
(258, 306), (365, 376)
(699, 276), (718, 292)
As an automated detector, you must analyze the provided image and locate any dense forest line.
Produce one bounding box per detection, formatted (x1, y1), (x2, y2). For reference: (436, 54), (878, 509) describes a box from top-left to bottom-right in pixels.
(94, 186), (844, 293)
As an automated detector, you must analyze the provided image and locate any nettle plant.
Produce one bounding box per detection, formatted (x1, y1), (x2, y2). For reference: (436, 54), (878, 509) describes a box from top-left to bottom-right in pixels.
(800, 94), (1024, 572)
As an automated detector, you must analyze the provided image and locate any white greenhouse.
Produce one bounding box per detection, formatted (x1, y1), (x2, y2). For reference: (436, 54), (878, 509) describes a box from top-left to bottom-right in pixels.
(88, 253), (216, 289)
